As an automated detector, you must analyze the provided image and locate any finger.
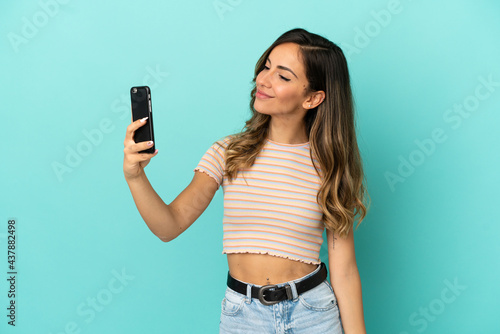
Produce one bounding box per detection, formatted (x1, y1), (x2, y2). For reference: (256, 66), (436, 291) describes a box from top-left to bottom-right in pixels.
(123, 147), (157, 165)
(126, 140), (155, 154)
(138, 149), (158, 159)
(127, 148), (158, 164)
(125, 117), (149, 139)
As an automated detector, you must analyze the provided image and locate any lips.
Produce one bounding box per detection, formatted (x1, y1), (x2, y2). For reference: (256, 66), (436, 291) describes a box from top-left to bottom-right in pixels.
(256, 89), (273, 99)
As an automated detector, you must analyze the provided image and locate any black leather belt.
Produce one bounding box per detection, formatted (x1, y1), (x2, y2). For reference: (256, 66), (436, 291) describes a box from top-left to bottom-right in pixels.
(226, 262), (327, 306)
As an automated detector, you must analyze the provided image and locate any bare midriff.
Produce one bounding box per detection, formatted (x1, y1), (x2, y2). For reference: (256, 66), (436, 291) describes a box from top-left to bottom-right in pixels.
(227, 253), (319, 286)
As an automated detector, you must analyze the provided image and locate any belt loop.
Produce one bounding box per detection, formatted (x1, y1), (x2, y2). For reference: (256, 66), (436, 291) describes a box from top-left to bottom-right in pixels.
(288, 281), (299, 300)
(246, 284), (252, 304)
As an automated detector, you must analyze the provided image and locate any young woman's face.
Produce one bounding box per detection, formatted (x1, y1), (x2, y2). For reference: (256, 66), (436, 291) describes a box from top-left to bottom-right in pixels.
(253, 43), (312, 118)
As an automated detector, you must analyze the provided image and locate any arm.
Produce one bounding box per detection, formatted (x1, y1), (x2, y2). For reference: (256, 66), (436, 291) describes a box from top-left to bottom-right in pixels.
(125, 171), (218, 242)
(327, 228), (366, 334)
(123, 118), (219, 242)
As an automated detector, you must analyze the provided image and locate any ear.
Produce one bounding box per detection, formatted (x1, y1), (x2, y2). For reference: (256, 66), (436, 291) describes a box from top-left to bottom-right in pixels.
(303, 90), (325, 109)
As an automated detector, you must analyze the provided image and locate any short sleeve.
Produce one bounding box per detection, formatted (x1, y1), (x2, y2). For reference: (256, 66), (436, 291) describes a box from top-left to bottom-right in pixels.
(194, 137), (229, 189)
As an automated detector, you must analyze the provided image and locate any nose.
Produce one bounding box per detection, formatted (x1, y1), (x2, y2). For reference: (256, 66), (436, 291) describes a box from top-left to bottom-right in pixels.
(256, 68), (271, 88)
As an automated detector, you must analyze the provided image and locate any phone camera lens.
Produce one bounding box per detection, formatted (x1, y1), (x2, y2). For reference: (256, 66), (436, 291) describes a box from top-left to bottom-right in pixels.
(132, 88), (137, 93)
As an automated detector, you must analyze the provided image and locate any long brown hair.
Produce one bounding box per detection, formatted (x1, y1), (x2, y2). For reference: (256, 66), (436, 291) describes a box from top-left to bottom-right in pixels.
(223, 28), (368, 238)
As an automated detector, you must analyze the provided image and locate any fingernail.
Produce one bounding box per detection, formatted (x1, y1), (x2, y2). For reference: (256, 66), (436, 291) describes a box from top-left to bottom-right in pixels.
(147, 141), (154, 146)
(140, 117), (148, 122)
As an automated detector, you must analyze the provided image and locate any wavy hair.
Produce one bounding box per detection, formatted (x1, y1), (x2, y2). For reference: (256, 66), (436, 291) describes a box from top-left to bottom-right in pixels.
(223, 28), (368, 238)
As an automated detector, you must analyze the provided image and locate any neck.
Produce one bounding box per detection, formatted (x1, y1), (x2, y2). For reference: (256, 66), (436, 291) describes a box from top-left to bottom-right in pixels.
(267, 116), (308, 144)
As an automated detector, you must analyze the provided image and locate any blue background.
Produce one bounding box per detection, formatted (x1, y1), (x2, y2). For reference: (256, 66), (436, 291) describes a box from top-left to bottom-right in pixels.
(1, 0), (499, 333)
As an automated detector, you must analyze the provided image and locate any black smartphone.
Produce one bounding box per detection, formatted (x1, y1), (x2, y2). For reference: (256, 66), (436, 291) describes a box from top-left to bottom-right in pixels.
(130, 86), (155, 153)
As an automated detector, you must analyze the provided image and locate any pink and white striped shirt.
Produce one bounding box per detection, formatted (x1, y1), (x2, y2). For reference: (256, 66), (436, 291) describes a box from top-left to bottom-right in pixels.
(194, 136), (324, 265)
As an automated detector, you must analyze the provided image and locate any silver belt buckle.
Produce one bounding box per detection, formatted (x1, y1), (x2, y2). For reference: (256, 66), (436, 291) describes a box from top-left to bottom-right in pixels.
(258, 284), (293, 306)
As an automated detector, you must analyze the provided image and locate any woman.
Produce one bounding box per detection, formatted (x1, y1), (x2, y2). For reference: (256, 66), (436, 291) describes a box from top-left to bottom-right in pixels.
(123, 28), (368, 333)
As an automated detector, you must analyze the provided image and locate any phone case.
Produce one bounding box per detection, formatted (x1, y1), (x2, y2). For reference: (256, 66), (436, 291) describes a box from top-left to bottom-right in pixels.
(130, 86), (155, 153)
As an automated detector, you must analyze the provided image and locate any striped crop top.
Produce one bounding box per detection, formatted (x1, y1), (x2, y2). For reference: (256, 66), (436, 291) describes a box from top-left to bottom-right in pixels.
(194, 136), (325, 265)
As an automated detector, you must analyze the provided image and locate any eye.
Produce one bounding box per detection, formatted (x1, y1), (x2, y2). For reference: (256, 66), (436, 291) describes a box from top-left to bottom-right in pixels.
(263, 65), (270, 71)
(279, 75), (291, 82)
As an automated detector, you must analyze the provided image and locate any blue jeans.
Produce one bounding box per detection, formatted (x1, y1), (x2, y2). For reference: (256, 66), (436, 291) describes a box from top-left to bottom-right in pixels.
(219, 263), (344, 334)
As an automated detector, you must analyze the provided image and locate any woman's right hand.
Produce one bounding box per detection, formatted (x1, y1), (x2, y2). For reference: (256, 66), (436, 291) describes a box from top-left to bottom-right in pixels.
(123, 117), (158, 181)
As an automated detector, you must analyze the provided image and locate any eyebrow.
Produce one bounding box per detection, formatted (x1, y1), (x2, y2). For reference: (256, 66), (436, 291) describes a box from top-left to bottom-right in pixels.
(267, 58), (298, 79)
